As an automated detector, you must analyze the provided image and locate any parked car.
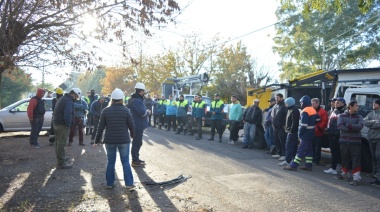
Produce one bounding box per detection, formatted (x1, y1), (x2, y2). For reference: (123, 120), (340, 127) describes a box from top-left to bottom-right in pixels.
(0, 98), (53, 132)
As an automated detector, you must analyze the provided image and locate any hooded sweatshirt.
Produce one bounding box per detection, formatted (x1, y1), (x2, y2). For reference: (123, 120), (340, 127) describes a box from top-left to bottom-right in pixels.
(27, 88), (46, 119)
(298, 95), (317, 141)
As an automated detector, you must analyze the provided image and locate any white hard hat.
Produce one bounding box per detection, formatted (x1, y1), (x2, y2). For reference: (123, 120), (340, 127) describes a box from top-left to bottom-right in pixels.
(135, 82), (146, 90)
(71, 88), (81, 98)
(111, 88), (124, 100)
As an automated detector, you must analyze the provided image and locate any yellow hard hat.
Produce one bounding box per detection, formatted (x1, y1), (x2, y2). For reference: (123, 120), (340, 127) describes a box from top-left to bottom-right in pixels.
(55, 87), (64, 95)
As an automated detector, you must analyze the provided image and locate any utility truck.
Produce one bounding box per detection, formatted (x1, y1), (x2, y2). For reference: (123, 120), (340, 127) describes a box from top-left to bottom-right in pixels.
(247, 68), (380, 172)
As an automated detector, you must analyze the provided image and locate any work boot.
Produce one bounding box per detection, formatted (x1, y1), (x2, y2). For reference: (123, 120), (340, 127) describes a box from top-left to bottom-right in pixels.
(207, 137), (214, 141)
(283, 166), (297, 171)
(57, 163), (72, 169)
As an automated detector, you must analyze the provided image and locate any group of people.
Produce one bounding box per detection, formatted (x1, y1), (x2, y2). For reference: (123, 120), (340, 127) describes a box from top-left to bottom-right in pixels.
(26, 84), (380, 189)
(260, 93), (380, 187)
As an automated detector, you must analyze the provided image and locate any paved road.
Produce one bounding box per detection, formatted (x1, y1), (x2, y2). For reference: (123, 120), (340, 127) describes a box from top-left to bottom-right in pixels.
(131, 127), (380, 211)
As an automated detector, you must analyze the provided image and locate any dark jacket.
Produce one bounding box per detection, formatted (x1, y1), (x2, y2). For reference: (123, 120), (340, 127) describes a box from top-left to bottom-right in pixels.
(144, 97), (153, 111)
(327, 106), (346, 135)
(242, 105), (262, 125)
(90, 100), (107, 118)
(53, 93), (75, 127)
(128, 93), (149, 131)
(271, 101), (287, 129)
(338, 110), (364, 144)
(94, 104), (135, 144)
(264, 104), (274, 126)
(285, 105), (300, 134)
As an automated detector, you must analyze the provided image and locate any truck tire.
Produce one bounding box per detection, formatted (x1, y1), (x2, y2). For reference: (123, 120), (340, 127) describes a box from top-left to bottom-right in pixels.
(253, 125), (267, 149)
(361, 139), (372, 173)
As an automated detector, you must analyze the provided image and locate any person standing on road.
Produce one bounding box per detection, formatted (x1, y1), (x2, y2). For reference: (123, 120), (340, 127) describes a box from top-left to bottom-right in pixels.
(49, 87), (64, 146)
(334, 100), (364, 186)
(228, 95), (242, 144)
(284, 95), (316, 171)
(271, 93), (287, 159)
(53, 88), (81, 169)
(90, 97), (107, 144)
(175, 95), (189, 135)
(278, 97), (299, 166)
(208, 93), (225, 142)
(324, 98), (346, 174)
(187, 95), (198, 136)
(68, 96), (88, 146)
(152, 94), (159, 128)
(165, 95), (177, 131)
(264, 97), (276, 154)
(364, 99), (380, 187)
(242, 99), (262, 149)
(27, 88), (46, 148)
(144, 94), (153, 126)
(311, 98), (328, 165)
(128, 82), (151, 167)
(86, 89), (98, 135)
(194, 94), (207, 140)
(157, 94), (167, 129)
(93, 88), (136, 190)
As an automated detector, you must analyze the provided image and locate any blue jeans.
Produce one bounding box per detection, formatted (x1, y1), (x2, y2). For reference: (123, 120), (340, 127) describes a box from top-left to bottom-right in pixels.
(264, 125), (274, 149)
(285, 133), (298, 163)
(105, 143), (134, 187)
(243, 123), (256, 147)
(131, 130), (144, 162)
(30, 117), (44, 145)
(312, 136), (323, 164)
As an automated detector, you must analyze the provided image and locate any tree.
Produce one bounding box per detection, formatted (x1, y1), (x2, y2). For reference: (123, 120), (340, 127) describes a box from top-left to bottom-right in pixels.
(280, 0), (374, 14)
(0, 69), (32, 108)
(211, 42), (270, 106)
(77, 66), (106, 95)
(273, 0), (380, 80)
(0, 0), (181, 86)
(101, 67), (136, 95)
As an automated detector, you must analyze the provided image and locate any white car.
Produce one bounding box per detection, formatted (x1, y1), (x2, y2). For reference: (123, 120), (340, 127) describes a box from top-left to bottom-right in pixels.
(0, 98), (53, 132)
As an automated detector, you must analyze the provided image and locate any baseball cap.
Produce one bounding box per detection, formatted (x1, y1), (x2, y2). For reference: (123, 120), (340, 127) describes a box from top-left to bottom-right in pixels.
(268, 97), (276, 102)
(336, 97), (346, 104)
(329, 97), (337, 102)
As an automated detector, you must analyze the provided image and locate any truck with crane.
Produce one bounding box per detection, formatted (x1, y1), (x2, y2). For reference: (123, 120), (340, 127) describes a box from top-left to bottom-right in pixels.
(247, 67), (380, 172)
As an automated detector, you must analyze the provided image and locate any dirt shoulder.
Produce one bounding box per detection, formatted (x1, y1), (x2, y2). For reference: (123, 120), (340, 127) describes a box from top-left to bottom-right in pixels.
(0, 132), (210, 212)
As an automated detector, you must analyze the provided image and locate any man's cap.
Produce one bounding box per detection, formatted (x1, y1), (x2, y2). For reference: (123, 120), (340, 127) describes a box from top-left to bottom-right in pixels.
(374, 99), (380, 105)
(268, 97), (276, 102)
(329, 97), (337, 102)
(254, 99), (260, 103)
(336, 97), (346, 104)
(214, 93), (220, 97)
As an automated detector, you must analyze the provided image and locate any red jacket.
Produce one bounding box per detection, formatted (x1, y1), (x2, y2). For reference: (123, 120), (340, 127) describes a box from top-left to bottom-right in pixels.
(315, 106), (328, 136)
(27, 88), (45, 119)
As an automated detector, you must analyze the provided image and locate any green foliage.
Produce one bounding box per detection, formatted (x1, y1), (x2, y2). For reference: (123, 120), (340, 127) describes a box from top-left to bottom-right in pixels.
(77, 67), (106, 95)
(274, 0), (380, 80)
(0, 69), (33, 108)
(280, 0), (373, 14)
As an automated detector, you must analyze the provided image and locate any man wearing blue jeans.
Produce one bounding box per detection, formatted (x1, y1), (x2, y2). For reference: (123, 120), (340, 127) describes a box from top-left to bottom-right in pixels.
(27, 88), (46, 148)
(264, 97), (276, 153)
(128, 82), (150, 167)
(242, 99), (262, 149)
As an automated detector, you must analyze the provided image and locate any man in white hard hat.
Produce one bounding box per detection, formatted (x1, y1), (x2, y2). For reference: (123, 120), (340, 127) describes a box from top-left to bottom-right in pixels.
(127, 82), (151, 167)
(53, 88), (81, 169)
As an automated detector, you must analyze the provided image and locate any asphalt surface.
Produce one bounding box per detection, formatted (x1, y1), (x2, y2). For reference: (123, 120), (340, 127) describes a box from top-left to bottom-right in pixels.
(133, 126), (380, 211)
(1, 127), (379, 211)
